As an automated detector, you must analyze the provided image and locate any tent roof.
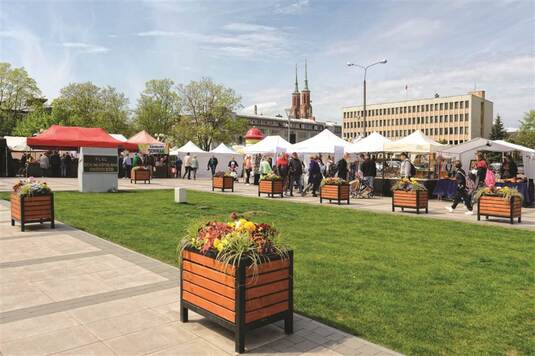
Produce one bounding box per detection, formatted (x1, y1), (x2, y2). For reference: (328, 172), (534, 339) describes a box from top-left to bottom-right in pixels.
(171, 141), (206, 154)
(210, 143), (237, 154)
(4, 136), (33, 151)
(290, 129), (350, 153)
(346, 132), (391, 153)
(244, 135), (292, 154)
(438, 137), (513, 155)
(384, 130), (445, 153)
(110, 134), (127, 142)
(127, 130), (161, 144)
(26, 125), (137, 150)
(493, 140), (535, 155)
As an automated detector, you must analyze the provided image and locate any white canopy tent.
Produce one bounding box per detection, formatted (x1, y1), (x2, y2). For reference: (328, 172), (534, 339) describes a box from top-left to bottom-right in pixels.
(384, 130), (445, 153)
(243, 136), (292, 155)
(210, 143), (236, 154)
(4, 136), (33, 152)
(169, 141), (213, 178)
(438, 138), (535, 178)
(170, 141), (206, 155)
(346, 132), (392, 153)
(209, 143), (243, 172)
(291, 129), (351, 154)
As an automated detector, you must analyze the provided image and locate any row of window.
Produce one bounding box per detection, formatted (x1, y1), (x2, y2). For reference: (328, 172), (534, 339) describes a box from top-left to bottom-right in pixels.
(343, 113), (470, 129)
(344, 126), (469, 139)
(250, 119), (322, 131)
(343, 100), (470, 119)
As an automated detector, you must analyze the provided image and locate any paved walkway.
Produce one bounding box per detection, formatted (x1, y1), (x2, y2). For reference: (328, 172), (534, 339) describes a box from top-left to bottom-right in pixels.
(0, 201), (401, 356)
(1, 177), (533, 231)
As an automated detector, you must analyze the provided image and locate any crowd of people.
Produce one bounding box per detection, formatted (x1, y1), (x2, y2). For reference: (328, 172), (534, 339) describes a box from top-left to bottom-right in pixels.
(16, 151), (76, 177)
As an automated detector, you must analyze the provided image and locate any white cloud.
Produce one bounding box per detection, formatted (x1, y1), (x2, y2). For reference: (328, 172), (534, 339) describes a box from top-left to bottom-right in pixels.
(137, 30), (177, 37)
(240, 102), (279, 115)
(61, 42), (110, 54)
(223, 23), (277, 32)
(378, 19), (443, 42)
(275, 0), (310, 14)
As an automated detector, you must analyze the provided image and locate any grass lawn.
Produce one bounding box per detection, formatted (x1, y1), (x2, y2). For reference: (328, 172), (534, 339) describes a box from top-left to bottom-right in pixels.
(2, 189), (534, 355)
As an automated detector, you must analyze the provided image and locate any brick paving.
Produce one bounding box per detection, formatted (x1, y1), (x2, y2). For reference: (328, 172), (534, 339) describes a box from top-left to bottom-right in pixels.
(0, 200), (401, 356)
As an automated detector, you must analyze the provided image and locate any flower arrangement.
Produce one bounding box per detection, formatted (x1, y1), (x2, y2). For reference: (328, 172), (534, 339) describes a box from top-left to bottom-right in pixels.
(12, 178), (51, 197)
(180, 212), (288, 271)
(474, 186), (523, 202)
(261, 172), (282, 181)
(214, 171), (232, 178)
(391, 178), (427, 191)
(321, 177), (347, 186)
(132, 166), (148, 171)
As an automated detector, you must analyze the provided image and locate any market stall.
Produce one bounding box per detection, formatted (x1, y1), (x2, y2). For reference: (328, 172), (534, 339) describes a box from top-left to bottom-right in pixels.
(127, 131), (169, 178)
(243, 135), (293, 155)
(291, 129), (350, 159)
(209, 143), (244, 173)
(170, 141), (212, 178)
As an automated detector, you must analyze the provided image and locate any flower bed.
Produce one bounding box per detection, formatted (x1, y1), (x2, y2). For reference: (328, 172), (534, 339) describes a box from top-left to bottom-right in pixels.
(475, 187), (522, 224)
(320, 178), (350, 205)
(10, 178), (54, 231)
(391, 178), (428, 214)
(131, 166), (151, 184)
(212, 172), (234, 192)
(179, 214), (293, 353)
(258, 174), (283, 198)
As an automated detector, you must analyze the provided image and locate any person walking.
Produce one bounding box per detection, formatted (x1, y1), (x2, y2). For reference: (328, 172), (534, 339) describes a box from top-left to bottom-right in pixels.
(183, 153), (192, 179)
(400, 152), (413, 178)
(474, 152), (487, 187)
(276, 153), (289, 194)
(361, 153), (377, 192)
(207, 155), (218, 176)
(253, 154), (262, 185)
(132, 153), (141, 168)
(446, 160), (474, 215)
(190, 155), (199, 180)
(122, 154), (132, 178)
(337, 153), (349, 180)
(303, 155), (322, 197)
(260, 155), (272, 178)
(288, 152), (303, 196)
(244, 155), (253, 185)
(175, 156), (183, 178)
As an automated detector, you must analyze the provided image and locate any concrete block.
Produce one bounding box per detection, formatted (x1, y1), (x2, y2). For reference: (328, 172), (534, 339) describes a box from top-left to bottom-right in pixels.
(174, 188), (187, 203)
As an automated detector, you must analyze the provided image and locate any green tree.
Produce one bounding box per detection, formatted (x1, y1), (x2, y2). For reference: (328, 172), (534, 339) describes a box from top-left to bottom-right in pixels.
(512, 110), (535, 148)
(51, 82), (131, 134)
(12, 106), (61, 137)
(133, 79), (181, 137)
(489, 114), (507, 140)
(176, 78), (245, 150)
(0, 62), (42, 136)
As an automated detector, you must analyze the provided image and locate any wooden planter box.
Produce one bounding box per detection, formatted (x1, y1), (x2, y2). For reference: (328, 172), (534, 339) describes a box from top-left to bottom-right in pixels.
(477, 195), (522, 224)
(392, 190), (428, 214)
(130, 168), (151, 184)
(212, 176), (234, 192)
(180, 248), (293, 353)
(320, 184), (350, 205)
(11, 193), (55, 232)
(258, 180), (284, 198)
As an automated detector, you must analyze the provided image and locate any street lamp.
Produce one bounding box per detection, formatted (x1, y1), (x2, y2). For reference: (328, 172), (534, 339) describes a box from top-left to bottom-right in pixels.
(347, 59), (387, 137)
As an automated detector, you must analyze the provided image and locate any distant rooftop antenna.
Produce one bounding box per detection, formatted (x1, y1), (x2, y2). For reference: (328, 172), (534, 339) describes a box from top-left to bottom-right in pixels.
(473, 80), (477, 90)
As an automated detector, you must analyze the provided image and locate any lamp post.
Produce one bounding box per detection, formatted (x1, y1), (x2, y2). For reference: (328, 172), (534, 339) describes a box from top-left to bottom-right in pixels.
(347, 59), (387, 137)
(284, 108), (291, 143)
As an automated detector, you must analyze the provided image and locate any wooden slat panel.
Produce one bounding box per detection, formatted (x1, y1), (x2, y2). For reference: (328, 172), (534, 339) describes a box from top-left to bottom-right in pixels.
(246, 279), (288, 300)
(23, 196), (51, 202)
(246, 259), (289, 277)
(182, 261), (235, 287)
(246, 268), (289, 286)
(246, 290), (288, 312)
(183, 251), (235, 276)
(182, 291), (235, 323)
(182, 281), (235, 310)
(182, 270), (235, 299)
(245, 301), (288, 323)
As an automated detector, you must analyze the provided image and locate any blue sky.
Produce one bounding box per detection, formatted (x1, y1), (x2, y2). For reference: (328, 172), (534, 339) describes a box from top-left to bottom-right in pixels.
(1, 0), (533, 128)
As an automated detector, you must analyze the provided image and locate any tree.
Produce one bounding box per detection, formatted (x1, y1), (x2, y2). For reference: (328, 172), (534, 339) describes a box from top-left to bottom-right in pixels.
(512, 110), (535, 148)
(0, 62), (42, 136)
(51, 82), (131, 134)
(133, 79), (181, 137)
(12, 106), (61, 137)
(489, 114), (507, 140)
(176, 78), (245, 150)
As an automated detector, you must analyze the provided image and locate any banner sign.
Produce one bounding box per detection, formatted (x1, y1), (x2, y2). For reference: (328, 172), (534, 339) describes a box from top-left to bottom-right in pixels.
(83, 155), (118, 173)
(138, 143), (168, 155)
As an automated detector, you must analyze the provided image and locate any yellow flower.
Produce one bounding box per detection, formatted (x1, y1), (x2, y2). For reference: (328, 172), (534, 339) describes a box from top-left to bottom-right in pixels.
(243, 221), (256, 232)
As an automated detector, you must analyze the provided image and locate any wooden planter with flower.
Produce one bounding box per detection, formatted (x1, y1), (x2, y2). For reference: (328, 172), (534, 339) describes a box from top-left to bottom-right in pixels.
(10, 179), (55, 232)
(212, 173), (234, 192)
(130, 167), (151, 184)
(391, 179), (428, 214)
(476, 187), (522, 224)
(320, 178), (350, 205)
(258, 174), (284, 198)
(180, 217), (293, 353)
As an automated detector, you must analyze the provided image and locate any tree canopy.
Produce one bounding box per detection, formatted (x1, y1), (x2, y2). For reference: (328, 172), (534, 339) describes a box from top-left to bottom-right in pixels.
(489, 114), (507, 140)
(512, 110), (535, 148)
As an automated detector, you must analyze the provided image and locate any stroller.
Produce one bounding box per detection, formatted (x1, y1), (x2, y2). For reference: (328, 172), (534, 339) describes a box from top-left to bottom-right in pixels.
(350, 174), (374, 199)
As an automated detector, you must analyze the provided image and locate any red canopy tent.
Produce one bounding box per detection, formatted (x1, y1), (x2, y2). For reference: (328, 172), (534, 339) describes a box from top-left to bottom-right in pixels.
(27, 125), (138, 151)
(127, 130), (162, 145)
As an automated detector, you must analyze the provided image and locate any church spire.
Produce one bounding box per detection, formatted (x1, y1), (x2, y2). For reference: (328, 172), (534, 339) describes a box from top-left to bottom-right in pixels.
(294, 64), (299, 93)
(303, 59), (309, 91)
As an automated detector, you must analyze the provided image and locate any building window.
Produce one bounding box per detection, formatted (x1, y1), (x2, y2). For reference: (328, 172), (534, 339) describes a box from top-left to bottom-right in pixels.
(434, 103), (438, 110)
(454, 114), (458, 122)
(440, 103), (443, 110)
(460, 127), (463, 134)
(455, 102), (459, 109)
(454, 127), (458, 134)
(440, 128), (443, 135)
(460, 101), (464, 109)
(465, 113), (469, 121)
(465, 100), (469, 108)
(449, 102), (453, 110)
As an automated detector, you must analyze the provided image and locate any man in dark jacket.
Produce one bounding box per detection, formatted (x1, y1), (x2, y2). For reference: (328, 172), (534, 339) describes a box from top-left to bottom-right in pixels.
(337, 153), (349, 180)
(50, 151), (61, 177)
(207, 156), (218, 176)
(446, 160), (473, 215)
(303, 155), (322, 197)
(288, 152), (303, 196)
(361, 154), (377, 191)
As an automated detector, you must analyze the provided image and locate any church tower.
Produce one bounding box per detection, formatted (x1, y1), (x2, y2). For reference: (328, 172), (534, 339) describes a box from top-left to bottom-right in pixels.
(289, 64), (301, 119)
(300, 59), (313, 120)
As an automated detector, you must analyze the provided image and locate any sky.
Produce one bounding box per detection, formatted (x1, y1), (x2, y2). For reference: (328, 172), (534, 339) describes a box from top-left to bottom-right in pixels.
(1, 0), (534, 128)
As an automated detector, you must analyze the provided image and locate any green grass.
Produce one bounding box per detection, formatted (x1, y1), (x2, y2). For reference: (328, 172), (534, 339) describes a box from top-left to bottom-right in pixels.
(3, 190), (534, 355)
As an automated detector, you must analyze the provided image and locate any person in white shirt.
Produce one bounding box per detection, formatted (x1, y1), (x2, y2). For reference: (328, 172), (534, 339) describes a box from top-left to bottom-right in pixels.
(399, 152), (412, 178)
(39, 153), (50, 177)
(183, 153), (192, 179)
